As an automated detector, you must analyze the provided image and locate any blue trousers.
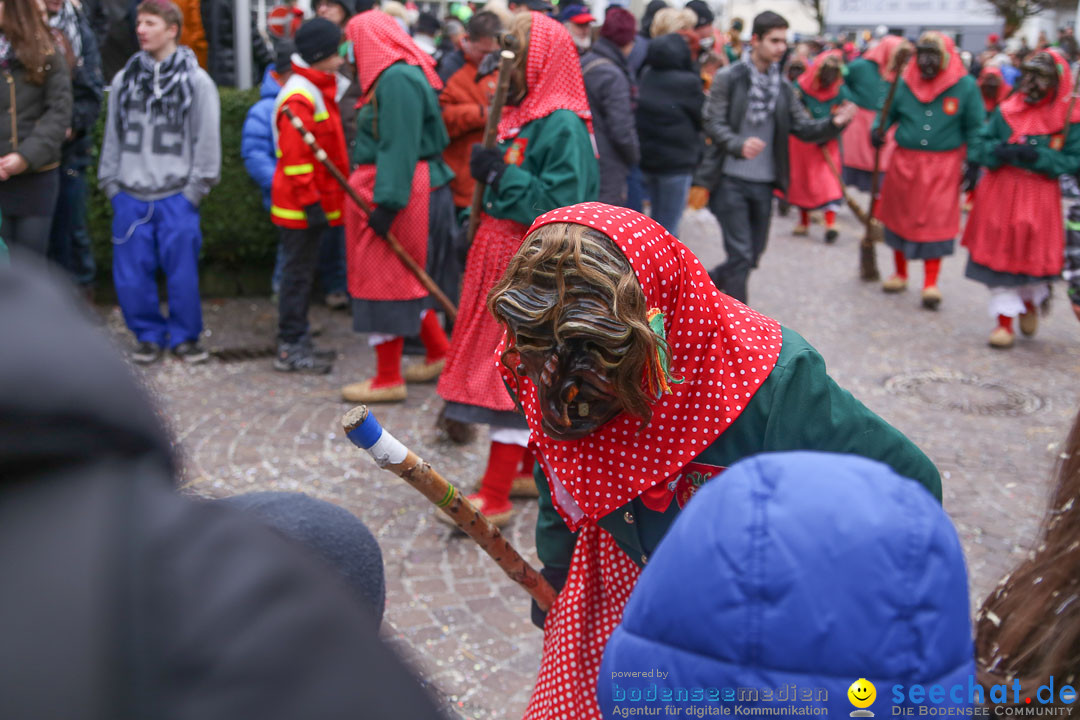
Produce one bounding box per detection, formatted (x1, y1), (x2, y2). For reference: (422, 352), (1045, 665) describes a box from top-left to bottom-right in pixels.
(644, 172), (692, 236)
(111, 192), (203, 348)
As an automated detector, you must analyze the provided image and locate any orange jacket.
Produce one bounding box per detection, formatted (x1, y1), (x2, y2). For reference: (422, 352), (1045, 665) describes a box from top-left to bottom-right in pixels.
(176, 0), (209, 68)
(439, 59), (496, 208)
(271, 64), (348, 229)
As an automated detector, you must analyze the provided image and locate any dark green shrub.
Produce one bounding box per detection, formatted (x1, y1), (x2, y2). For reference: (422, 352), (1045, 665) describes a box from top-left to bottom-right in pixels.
(89, 86), (277, 295)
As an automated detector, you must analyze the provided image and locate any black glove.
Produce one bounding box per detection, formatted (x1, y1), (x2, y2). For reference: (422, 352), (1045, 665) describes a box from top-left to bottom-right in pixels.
(470, 144), (507, 190)
(993, 143), (1020, 164)
(1015, 144), (1039, 164)
(304, 203), (328, 229)
(530, 566), (569, 629)
(368, 205), (398, 238)
(870, 127), (886, 148)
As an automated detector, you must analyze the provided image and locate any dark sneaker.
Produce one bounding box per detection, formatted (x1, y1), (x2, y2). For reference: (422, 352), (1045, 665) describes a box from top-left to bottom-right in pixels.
(131, 341), (162, 364)
(324, 291), (349, 310)
(172, 341), (210, 364)
(274, 343), (333, 374)
(825, 228), (839, 244)
(299, 334), (336, 360)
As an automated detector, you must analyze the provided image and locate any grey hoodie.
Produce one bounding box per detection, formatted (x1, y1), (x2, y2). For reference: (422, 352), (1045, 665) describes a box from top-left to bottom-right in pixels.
(97, 48), (221, 205)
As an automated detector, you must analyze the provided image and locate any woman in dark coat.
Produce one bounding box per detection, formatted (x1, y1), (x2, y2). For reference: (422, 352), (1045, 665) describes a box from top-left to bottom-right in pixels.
(0, 0), (72, 255)
(635, 32), (702, 233)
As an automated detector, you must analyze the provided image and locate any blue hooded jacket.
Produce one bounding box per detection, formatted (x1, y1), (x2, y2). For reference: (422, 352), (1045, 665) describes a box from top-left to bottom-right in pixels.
(241, 66), (283, 210)
(598, 451), (973, 718)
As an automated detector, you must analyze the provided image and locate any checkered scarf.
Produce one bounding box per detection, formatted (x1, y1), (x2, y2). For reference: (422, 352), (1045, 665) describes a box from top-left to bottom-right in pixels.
(746, 60), (780, 125)
(48, 0), (82, 60)
(115, 46), (197, 133)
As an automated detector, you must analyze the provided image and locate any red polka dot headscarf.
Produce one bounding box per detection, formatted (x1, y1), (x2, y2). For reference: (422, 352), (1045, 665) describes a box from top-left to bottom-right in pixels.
(497, 202), (783, 531)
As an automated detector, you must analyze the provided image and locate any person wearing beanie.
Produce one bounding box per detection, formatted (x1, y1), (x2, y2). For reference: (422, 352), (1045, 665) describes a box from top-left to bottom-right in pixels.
(270, 18), (350, 373)
(412, 11), (441, 55)
(580, 6), (639, 205)
(339, 10), (458, 404)
(315, 0), (355, 25)
(684, 0), (715, 50)
(98, 0), (218, 365)
(221, 491), (387, 625)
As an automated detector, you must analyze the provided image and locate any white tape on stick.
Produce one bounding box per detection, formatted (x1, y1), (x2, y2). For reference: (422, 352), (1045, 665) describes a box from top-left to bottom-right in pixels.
(367, 430), (408, 467)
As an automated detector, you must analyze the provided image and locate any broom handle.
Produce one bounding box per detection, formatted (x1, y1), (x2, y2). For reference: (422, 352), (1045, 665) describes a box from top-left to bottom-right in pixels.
(466, 49), (517, 245)
(343, 406), (557, 611)
(280, 105), (457, 324)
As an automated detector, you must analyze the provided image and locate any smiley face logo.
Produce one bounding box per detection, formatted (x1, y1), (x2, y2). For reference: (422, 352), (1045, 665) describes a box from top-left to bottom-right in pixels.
(848, 679), (877, 709)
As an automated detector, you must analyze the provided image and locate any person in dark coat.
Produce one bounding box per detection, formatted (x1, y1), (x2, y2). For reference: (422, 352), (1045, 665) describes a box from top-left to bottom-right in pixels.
(46, 0), (105, 293)
(635, 32), (703, 233)
(599, 451), (972, 719)
(0, 261), (446, 720)
(580, 7), (639, 206)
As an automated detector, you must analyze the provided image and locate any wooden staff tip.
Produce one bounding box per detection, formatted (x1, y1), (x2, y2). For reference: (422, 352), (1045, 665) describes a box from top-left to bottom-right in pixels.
(342, 405), (371, 434)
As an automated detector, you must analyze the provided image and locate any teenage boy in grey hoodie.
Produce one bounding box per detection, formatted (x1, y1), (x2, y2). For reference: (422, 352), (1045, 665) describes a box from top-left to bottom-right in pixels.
(98, 0), (220, 364)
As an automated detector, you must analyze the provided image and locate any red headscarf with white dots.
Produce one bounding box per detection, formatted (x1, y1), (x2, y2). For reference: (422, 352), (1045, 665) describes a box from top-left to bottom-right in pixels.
(498, 202), (783, 531)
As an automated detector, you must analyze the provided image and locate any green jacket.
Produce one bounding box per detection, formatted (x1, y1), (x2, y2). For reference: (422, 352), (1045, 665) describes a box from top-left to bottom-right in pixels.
(483, 109), (599, 227)
(352, 62), (454, 210)
(535, 327), (942, 575)
(969, 107), (1080, 178)
(843, 58), (888, 111)
(795, 86), (850, 122)
(878, 74), (984, 153)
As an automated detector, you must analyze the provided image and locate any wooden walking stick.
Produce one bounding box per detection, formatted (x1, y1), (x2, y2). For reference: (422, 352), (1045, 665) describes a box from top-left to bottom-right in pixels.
(822, 149), (869, 225)
(342, 406), (557, 612)
(861, 45), (913, 282)
(280, 105), (458, 324)
(465, 47), (518, 246)
(1061, 62), (1080, 143)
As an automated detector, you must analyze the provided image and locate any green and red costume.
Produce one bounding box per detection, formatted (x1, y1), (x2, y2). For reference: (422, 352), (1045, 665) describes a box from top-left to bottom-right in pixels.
(876, 35), (984, 262)
(842, 36), (905, 192)
(786, 50), (849, 213)
(963, 50), (1080, 327)
(503, 203), (941, 719)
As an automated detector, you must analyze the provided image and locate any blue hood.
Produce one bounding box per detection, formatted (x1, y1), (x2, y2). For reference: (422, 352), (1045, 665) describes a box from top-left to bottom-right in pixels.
(260, 65), (283, 99)
(599, 451), (973, 718)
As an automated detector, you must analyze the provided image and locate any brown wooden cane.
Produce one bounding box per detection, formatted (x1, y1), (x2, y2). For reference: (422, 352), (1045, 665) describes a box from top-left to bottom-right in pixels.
(465, 48), (518, 245)
(862, 46), (912, 282)
(280, 105), (458, 323)
(822, 149), (869, 225)
(342, 406), (557, 612)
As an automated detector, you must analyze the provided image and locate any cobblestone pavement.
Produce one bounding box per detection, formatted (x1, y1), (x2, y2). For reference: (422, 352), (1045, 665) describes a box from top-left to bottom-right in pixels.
(103, 199), (1080, 720)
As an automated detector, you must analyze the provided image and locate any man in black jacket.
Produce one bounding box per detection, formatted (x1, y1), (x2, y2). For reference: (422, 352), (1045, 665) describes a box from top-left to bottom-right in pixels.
(46, 0), (105, 295)
(0, 262), (446, 720)
(695, 11), (856, 304)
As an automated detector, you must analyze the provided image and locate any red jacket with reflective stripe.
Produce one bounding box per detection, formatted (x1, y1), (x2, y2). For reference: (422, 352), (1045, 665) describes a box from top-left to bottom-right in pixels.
(271, 64), (348, 229)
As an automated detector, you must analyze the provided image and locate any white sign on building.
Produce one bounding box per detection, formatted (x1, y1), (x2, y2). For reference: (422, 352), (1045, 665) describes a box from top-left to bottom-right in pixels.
(826, 0), (997, 27)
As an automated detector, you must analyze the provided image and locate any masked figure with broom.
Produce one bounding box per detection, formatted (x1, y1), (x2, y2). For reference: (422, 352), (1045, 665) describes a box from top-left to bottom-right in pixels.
(841, 35), (910, 193)
(487, 202), (941, 718)
(434, 12), (598, 527)
(874, 31), (984, 309)
(787, 49), (849, 243)
(962, 50), (1080, 348)
(339, 10), (458, 404)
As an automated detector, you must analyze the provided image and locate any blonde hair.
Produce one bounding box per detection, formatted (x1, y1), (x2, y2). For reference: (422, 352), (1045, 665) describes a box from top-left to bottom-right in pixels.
(650, 8), (695, 38)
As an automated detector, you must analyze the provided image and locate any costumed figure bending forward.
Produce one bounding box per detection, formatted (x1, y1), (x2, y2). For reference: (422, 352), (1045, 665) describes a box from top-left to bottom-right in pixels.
(841, 35), (910, 192)
(435, 11), (598, 526)
(340, 10), (458, 404)
(874, 31), (984, 309)
(962, 50), (1080, 349)
(487, 202), (942, 719)
(788, 49), (848, 243)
